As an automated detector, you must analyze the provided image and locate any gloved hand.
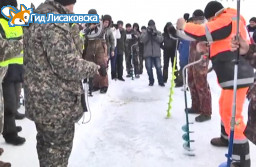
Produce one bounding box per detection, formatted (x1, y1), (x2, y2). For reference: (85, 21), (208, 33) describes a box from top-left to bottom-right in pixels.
(98, 65), (107, 77)
(152, 30), (157, 36)
(147, 27), (153, 34)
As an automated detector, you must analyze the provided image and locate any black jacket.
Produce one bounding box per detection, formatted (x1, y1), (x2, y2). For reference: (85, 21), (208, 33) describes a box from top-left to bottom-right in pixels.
(116, 28), (126, 55)
(161, 22), (178, 55)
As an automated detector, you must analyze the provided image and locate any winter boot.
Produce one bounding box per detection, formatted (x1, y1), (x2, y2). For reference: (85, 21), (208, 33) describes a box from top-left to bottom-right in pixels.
(4, 134), (26, 146)
(135, 74), (140, 78)
(0, 161), (11, 167)
(163, 69), (168, 83)
(16, 126), (22, 132)
(15, 112), (25, 120)
(187, 108), (200, 114)
(118, 77), (125, 81)
(195, 114), (211, 122)
(100, 87), (108, 94)
(210, 137), (229, 147)
(0, 148), (3, 156)
(231, 141), (250, 167)
(159, 83), (165, 87)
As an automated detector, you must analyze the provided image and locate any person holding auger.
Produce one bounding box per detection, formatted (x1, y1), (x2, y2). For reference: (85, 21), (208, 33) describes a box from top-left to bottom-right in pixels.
(177, 1), (253, 167)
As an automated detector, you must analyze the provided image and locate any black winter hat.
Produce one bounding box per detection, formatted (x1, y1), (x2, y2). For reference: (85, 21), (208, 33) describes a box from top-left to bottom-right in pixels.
(117, 20), (123, 25)
(103, 14), (112, 22)
(183, 13), (190, 22)
(249, 17), (256, 23)
(141, 26), (146, 30)
(204, 1), (224, 19)
(0, 0), (17, 8)
(126, 23), (131, 28)
(54, 0), (76, 6)
(193, 9), (204, 17)
(88, 9), (97, 14)
(148, 20), (155, 26)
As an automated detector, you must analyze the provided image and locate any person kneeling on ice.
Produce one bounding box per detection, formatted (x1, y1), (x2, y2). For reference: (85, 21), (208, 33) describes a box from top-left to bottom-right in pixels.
(23, 0), (99, 166)
(177, 1), (253, 167)
(141, 20), (165, 87)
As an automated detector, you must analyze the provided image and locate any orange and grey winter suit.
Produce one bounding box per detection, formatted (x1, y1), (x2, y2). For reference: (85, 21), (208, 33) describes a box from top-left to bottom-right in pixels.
(184, 8), (253, 167)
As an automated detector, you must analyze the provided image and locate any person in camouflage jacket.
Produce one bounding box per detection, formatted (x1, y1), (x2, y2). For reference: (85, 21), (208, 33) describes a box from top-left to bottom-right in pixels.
(23, 0), (99, 166)
(0, 30), (22, 167)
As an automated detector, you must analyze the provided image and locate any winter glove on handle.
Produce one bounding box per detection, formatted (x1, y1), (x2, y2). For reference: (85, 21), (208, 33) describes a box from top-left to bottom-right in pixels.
(98, 65), (107, 77)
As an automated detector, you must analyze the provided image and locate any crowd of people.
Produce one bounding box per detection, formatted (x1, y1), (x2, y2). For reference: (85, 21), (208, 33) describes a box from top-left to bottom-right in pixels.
(0, 0), (256, 166)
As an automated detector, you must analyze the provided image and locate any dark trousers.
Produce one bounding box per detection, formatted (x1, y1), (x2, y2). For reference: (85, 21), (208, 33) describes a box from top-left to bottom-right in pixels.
(2, 82), (20, 137)
(163, 52), (177, 82)
(35, 122), (75, 167)
(145, 57), (164, 84)
(116, 53), (124, 78)
(110, 48), (117, 78)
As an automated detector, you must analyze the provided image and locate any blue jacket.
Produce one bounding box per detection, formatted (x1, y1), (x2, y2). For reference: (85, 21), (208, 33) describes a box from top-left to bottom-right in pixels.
(178, 39), (190, 70)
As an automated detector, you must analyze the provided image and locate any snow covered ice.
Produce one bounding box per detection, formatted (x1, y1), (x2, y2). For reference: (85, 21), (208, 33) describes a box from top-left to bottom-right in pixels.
(1, 69), (256, 167)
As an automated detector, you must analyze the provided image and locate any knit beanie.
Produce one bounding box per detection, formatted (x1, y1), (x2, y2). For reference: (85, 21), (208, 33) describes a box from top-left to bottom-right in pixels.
(204, 1), (224, 19)
(55, 0), (76, 6)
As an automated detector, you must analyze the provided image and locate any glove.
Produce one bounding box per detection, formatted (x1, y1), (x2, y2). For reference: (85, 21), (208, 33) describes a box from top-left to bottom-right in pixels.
(147, 27), (153, 34)
(152, 30), (157, 36)
(98, 65), (107, 77)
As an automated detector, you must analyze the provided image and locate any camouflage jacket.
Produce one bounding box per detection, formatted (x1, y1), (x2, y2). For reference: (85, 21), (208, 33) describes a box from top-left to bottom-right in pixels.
(23, 0), (98, 124)
(0, 34), (23, 133)
(244, 44), (256, 100)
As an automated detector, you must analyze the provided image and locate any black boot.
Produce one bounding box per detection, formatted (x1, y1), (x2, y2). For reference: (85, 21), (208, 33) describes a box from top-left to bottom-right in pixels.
(100, 87), (108, 94)
(210, 137), (229, 147)
(163, 69), (168, 83)
(0, 161), (11, 167)
(4, 134), (26, 145)
(232, 141), (250, 167)
(195, 114), (211, 122)
(15, 112), (25, 120)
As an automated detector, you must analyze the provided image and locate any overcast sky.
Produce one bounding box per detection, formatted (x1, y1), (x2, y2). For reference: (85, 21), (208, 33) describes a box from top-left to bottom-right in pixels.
(19, 0), (255, 31)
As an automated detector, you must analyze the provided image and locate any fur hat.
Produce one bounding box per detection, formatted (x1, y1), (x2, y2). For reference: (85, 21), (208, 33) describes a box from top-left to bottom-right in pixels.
(88, 9), (97, 14)
(117, 20), (123, 25)
(103, 14), (112, 23)
(54, 0), (76, 6)
(204, 1), (224, 19)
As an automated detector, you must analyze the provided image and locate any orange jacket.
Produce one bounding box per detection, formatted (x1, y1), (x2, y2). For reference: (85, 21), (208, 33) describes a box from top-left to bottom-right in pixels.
(184, 8), (254, 89)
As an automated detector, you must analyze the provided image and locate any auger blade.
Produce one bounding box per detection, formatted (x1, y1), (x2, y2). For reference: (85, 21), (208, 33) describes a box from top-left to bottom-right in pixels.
(182, 125), (188, 132)
(218, 162), (227, 167)
(183, 143), (195, 156)
(182, 133), (189, 141)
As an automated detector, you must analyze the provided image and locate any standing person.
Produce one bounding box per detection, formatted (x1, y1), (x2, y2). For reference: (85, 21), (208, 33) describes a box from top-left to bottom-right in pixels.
(103, 15), (115, 81)
(231, 37), (256, 146)
(116, 20), (126, 81)
(132, 23), (141, 78)
(124, 23), (140, 78)
(109, 22), (120, 80)
(177, 1), (254, 166)
(187, 9), (212, 122)
(139, 26), (147, 74)
(175, 13), (191, 87)
(161, 22), (178, 83)
(0, 0), (25, 146)
(83, 9), (108, 94)
(23, 0), (99, 166)
(0, 18), (23, 166)
(141, 20), (164, 87)
(247, 17), (256, 43)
